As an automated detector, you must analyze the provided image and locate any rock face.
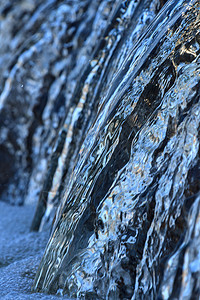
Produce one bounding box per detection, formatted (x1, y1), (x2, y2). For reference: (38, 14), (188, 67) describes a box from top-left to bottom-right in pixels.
(1, 0), (200, 299)
(0, 0), (114, 205)
(30, 0), (165, 232)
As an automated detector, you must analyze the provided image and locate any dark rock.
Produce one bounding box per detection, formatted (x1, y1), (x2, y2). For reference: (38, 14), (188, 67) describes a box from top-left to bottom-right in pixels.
(0, 0), (200, 299)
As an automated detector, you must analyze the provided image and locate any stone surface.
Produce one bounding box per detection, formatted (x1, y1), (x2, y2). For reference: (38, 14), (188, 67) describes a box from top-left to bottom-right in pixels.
(0, 0), (113, 206)
(32, 0), (200, 299)
(0, 0), (200, 299)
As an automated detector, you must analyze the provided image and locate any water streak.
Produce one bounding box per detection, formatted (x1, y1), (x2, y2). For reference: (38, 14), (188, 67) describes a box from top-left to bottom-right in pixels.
(32, 0), (200, 298)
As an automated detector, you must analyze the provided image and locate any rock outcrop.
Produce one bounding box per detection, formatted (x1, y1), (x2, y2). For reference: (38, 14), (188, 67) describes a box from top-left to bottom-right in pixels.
(0, 0), (199, 299)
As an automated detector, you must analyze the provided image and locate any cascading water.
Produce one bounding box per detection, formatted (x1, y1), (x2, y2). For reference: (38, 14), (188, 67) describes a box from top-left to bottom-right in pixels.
(31, 0), (200, 299)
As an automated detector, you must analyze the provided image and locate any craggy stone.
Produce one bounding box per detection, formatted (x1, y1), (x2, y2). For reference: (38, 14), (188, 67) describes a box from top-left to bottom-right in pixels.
(0, 0), (200, 299)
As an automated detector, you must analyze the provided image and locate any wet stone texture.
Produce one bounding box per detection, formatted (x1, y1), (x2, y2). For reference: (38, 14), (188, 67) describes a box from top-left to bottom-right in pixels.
(0, 0), (200, 299)
(0, 0), (114, 206)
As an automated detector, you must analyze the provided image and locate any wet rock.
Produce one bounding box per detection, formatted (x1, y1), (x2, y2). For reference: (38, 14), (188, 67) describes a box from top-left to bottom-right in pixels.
(0, 0), (113, 205)
(31, 0), (165, 231)
(31, 0), (200, 299)
(0, 0), (200, 299)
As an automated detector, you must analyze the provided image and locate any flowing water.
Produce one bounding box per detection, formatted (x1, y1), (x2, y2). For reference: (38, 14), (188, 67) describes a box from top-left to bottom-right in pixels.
(31, 0), (200, 299)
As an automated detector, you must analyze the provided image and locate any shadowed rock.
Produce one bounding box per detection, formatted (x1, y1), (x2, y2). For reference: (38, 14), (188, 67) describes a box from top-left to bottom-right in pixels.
(0, 0), (200, 299)
(31, 0), (200, 299)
